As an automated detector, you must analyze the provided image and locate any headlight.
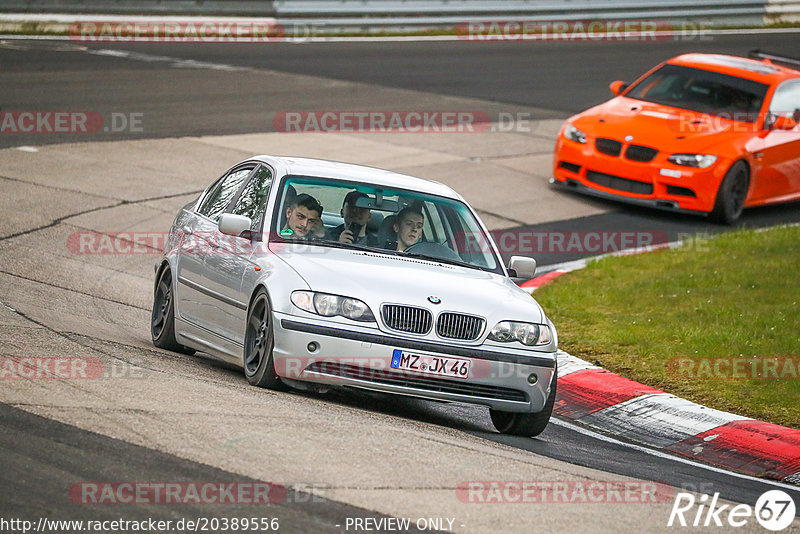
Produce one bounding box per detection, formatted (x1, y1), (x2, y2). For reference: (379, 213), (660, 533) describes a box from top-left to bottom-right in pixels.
(291, 291), (375, 322)
(668, 154), (717, 168)
(488, 321), (552, 346)
(564, 124), (587, 144)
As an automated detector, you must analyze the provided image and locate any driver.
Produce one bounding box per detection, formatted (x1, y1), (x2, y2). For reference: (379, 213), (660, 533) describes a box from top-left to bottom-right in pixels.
(388, 206), (424, 251)
(282, 193), (323, 240)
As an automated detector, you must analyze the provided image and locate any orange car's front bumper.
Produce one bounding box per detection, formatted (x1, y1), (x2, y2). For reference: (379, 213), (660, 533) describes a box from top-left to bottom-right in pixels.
(552, 136), (731, 215)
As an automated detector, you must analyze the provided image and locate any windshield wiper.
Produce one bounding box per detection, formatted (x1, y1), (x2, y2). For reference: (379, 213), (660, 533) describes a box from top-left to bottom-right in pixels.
(315, 240), (377, 253)
(400, 251), (477, 270)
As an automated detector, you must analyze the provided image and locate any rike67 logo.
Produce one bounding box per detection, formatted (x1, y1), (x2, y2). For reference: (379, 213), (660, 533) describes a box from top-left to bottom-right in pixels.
(668, 489), (796, 531)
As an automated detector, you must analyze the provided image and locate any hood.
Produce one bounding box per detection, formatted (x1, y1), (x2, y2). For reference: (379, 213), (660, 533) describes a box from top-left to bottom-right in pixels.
(573, 96), (748, 154)
(273, 244), (544, 324)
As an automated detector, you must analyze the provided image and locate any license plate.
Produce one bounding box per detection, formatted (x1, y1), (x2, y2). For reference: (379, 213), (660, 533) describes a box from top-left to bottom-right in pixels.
(390, 349), (471, 379)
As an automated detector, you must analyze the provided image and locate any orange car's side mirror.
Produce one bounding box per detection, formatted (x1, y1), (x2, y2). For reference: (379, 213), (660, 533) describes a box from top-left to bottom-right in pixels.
(609, 80), (629, 96)
(771, 115), (798, 131)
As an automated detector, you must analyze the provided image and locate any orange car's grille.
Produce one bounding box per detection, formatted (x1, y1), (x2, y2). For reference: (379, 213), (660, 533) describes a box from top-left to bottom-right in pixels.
(586, 170), (654, 195)
(595, 138), (659, 163)
(625, 144), (659, 163)
(595, 138), (622, 157)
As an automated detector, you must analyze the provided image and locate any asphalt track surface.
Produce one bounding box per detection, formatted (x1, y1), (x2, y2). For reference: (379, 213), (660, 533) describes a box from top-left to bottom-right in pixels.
(0, 403), (421, 533)
(2, 32), (800, 142)
(1, 33), (800, 531)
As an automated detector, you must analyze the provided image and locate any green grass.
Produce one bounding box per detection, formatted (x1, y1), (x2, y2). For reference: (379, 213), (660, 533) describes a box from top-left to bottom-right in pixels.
(534, 225), (800, 429)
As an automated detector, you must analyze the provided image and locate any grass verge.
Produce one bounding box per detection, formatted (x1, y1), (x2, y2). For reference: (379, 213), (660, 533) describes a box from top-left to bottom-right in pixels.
(534, 225), (800, 429)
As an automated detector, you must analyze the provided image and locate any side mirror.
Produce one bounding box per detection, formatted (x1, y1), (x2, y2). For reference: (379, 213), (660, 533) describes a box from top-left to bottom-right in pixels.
(218, 213), (252, 237)
(609, 80), (629, 96)
(508, 256), (537, 279)
(771, 115), (797, 131)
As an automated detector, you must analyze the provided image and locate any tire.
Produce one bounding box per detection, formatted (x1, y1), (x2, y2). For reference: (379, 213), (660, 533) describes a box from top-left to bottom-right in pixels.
(710, 161), (749, 225)
(151, 267), (195, 355)
(490, 371), (557, 437)
(244, 289), (289, 391)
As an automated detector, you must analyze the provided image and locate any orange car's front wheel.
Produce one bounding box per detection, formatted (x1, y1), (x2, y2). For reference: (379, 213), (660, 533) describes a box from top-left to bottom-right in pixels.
(710, 161), (750, 225)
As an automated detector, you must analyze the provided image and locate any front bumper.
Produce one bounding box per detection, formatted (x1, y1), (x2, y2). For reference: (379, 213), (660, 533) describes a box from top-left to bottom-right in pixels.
(553, 136), (728, 214)
(272, 313), (556, 413)
(550, 177), (704, 216)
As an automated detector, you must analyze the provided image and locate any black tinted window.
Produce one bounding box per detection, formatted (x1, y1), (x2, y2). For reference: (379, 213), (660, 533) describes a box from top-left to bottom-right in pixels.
(232, 165), (273, 231)
(197, 167), (253, 221)
(626, 64), (769, 122)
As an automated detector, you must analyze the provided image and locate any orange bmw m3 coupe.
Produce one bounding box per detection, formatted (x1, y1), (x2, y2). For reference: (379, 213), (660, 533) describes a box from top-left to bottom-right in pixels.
(553, 51), (800, 223)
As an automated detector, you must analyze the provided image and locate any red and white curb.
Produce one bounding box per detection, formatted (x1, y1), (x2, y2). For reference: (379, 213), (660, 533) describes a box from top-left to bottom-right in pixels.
(524, 242), (800, 485)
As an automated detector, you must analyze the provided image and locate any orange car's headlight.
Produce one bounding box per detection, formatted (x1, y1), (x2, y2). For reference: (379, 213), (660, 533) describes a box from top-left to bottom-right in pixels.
(668, 154), (717, 168)
(564, 124), (587, 144)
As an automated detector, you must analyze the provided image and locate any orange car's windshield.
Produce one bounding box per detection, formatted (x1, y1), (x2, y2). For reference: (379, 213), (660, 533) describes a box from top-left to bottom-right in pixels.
(625, 64), (769, 123)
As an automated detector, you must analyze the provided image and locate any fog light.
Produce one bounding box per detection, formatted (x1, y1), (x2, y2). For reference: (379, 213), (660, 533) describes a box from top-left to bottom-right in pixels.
(527, 373), (539, 385)
(307, 342), (319, 353)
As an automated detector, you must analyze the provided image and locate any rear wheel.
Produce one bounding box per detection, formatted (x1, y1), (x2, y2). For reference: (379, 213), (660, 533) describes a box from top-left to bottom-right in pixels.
(151, 267), (195, 354)
(490, 372), (557, 437)
(244, 289), (289, 390)
(710, 161), (749, 224)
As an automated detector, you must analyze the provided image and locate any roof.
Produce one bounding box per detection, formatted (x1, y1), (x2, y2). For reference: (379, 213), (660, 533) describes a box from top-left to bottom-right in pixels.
(248, 155), (462, 199)
(668, 53), (800, 85)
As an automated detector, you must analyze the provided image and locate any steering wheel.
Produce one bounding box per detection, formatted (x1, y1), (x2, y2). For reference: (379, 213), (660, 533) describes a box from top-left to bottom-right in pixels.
(404, 241), (464, 263)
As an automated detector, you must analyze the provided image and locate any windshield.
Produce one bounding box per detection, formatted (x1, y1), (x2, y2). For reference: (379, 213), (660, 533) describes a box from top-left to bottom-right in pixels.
(271, 175), (502, 273)
(625, 64), (769, 122)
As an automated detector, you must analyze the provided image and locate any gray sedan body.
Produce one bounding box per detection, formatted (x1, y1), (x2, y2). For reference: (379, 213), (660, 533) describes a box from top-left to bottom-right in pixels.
(152, 156), (559, 436)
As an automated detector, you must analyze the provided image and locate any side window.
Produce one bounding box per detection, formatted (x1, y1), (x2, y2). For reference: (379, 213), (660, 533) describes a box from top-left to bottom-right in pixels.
(232, 165), (273, 232)
(197, 166), (254, 222)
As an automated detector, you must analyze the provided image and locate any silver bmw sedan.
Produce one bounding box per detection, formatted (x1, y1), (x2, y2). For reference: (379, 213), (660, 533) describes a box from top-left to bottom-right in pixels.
(151, 156), (558, 436)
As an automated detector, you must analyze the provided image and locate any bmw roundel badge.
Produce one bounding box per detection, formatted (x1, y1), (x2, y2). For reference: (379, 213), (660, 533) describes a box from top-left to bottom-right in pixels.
(427, 296), (441, 305)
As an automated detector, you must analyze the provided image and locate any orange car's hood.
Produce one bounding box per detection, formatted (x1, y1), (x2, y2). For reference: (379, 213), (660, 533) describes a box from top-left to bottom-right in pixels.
(573, 97), (747, 153)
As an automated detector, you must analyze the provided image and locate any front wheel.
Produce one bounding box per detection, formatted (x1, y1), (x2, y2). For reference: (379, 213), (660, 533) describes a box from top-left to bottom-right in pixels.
(490, 372), (557, 437)
(244, 289), (289, 391)
(710, 161), (749, 225)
